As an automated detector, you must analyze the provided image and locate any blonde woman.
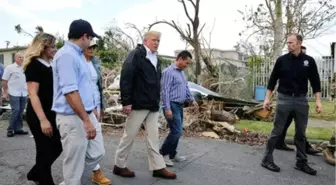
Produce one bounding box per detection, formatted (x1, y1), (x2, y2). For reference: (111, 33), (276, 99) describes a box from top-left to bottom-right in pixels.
(24, 33), (62, 185)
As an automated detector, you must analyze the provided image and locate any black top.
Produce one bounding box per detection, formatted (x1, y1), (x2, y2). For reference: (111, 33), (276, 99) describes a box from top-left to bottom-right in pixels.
(25, 58), (55, 122)
(120, 44), (162, 111)
(267, 52), (321, 96)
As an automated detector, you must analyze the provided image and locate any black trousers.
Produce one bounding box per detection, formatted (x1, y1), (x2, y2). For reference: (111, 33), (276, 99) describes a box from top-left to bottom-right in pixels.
(26, 111), (62, 185)
(262, 93), (309, 164)
(275, 113), (311, 149)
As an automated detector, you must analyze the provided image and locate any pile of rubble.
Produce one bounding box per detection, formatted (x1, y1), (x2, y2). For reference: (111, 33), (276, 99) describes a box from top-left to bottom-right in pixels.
(100, 67), (275, 146)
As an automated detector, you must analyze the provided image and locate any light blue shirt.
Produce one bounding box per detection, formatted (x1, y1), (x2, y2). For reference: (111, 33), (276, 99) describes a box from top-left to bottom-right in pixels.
(51, 41), (96, 114)
(87, 61), (101, 108)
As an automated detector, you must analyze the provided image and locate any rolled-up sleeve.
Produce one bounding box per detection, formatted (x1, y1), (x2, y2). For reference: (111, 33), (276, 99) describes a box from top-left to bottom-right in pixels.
(56, 53), (78, 95)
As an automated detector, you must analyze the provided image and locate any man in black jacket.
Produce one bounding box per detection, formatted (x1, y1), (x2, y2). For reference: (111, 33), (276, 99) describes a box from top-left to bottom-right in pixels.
(275, 46), (322, 156)
(261, 34), (322, 176)
(112, 31), (176, 180)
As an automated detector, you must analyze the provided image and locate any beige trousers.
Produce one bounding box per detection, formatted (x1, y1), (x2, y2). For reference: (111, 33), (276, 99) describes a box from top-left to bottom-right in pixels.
(115, 110), (166, 170)
(57, 113), (105, 185)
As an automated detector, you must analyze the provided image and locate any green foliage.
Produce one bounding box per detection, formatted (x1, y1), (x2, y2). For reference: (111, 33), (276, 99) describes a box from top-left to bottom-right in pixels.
(97, 49), (122, 64)
(158, 56), (173, 69)
(56, 40), (64, 49)
(247, 55), (263, 68)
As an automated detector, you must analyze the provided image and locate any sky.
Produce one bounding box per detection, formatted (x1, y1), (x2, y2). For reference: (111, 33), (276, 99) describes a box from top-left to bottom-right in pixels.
(0, 0), (335, 57)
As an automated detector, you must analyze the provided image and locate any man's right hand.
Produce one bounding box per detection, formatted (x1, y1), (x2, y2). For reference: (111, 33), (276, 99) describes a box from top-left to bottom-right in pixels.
(263, 99), (271, 110)
(83, 120), (96, 140)
(123, 105), (132, 114)
(2, 93), (8, 101)
(165, 109), (173, 120)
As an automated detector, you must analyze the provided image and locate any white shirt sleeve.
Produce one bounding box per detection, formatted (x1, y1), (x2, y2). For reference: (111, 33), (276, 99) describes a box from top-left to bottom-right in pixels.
(2, 65), (12, 81)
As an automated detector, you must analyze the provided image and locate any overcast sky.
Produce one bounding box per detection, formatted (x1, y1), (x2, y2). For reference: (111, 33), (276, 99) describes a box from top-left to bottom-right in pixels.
(1, 0), (335, 57)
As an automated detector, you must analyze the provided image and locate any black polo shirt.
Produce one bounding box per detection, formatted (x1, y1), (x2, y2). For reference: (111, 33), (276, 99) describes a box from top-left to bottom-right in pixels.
(267, 52), (321, 96)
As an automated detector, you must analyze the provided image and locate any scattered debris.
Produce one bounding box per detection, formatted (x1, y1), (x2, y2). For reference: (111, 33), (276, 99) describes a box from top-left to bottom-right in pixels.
(97, 67), (276, 146)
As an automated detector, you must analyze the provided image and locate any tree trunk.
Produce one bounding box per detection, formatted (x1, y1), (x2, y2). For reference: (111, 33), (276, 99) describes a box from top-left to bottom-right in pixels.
(273, 0), (284, 58)
(194, 39), (201, 82)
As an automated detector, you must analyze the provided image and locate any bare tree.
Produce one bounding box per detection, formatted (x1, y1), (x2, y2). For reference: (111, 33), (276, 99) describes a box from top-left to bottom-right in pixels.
(148, 0), (218, 82)
(238, 0), (336, 58)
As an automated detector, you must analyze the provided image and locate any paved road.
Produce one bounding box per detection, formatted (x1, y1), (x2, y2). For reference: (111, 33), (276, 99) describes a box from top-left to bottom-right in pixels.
(0, 129), (335, 185)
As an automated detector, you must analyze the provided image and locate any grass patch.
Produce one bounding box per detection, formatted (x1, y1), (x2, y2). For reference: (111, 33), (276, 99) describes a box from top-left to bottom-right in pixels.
(235, 119), (335, 141)
(308, 101), (335, 121)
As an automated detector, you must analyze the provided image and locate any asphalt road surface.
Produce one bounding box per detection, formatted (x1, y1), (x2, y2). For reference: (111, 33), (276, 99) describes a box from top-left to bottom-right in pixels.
(0, 129), (335, 185)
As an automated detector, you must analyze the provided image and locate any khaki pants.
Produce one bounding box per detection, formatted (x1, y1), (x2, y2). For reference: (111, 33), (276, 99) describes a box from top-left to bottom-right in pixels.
(115, 110), (166, 170)
(57, 113), (105, 185)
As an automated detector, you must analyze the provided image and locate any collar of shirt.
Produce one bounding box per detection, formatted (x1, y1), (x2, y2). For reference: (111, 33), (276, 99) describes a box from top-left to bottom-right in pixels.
(144, 45), (156, 56)
(37, 58), (52, 67)
(65, 41), (83, 55)
(289, 52), (304, 59)
(172, 64), (182, 71)
(13, 62), (20, 67)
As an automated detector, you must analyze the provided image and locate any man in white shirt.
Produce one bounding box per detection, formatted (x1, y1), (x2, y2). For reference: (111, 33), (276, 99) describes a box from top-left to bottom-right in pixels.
(2, 52), (28, 137)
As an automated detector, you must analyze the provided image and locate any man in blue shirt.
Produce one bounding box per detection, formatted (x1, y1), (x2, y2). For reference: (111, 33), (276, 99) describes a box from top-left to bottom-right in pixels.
(160, 50), (198, 167)
(52, 19), (106, 185)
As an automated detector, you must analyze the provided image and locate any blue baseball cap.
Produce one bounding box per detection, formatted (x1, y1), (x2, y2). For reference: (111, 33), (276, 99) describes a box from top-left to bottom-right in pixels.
(68, 19), (100, 39)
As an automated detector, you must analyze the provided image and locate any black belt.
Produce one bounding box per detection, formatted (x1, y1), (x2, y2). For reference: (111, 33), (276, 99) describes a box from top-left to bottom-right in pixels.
(282, 93), (306, 97)
(171, 101), (184, 105)
(86, 111), (92, 114)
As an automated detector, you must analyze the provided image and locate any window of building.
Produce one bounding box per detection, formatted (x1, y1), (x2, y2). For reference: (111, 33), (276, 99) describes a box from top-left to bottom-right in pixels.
(0, 54), (3, 64)
(12, 53), (15, 63)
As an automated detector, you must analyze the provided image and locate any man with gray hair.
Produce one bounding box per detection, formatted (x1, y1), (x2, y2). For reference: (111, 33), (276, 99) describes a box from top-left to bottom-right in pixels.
(2, 52), (28, 137)
(113, 31), (177, 179)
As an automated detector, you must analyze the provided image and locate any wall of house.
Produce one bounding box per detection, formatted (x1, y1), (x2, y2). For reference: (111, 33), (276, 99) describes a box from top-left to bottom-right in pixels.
(0, 49), (26, 66)
(212, 50), (240, 60)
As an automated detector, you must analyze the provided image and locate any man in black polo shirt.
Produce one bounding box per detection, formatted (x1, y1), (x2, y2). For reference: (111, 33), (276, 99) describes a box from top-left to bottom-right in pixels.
(261, 34), (322, 176)
(275, 46), (322, 156)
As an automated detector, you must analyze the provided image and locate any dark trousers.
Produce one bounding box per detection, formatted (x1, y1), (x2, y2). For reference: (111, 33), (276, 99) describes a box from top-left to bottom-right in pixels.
(160, 102), (184, 159)
(262, 93), (309, 164)
(26, 111), (62, 185)
(7, 95), (27, 132)
(275, 113), (311, 149)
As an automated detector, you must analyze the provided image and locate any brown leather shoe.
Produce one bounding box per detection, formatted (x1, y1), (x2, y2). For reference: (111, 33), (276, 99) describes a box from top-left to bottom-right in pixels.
(152, 168), (176, 179)
(113, 165), (135, 178)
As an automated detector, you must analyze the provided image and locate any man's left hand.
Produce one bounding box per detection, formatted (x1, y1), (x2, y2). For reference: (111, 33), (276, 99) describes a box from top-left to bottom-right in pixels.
(315, 101), (322, 113)
(192, 101), (199, 110)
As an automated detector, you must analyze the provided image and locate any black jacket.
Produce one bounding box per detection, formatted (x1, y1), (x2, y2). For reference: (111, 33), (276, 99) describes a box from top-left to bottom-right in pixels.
(120, 44), (162, 111)
(267, 52), (321, 96)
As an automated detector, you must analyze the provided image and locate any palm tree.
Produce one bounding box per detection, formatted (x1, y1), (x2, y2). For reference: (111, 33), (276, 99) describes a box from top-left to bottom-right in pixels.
(14, 24), (33, 37)
(5, 41), (10, 48)
(35, 25), (44, 34)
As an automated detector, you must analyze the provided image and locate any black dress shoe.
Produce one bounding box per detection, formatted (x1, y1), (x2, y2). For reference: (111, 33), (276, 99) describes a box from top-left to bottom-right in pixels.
(261, 161), (280, 172)
(276, 144), (295, 151)
(7, 131), (14, 137)
(306, 147), (321, 155)
(14, 130), (28, 135)
(295, 163), (317, 175)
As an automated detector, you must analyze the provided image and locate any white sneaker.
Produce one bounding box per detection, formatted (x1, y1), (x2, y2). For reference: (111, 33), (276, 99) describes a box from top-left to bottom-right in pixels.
(163, 155), (174, 167)
(172, 155), (186, 162)
(59, 182), (65, 185)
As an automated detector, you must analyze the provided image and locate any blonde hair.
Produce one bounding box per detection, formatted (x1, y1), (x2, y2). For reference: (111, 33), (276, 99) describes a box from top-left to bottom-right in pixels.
(143, 31), (161, 40)
(23, 32), (56, 70)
